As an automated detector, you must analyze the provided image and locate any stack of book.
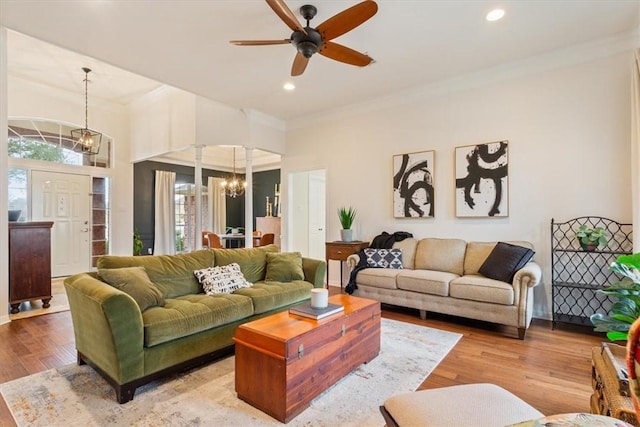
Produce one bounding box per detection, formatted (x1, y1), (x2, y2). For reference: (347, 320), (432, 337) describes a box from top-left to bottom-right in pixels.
(290, 303), (344, 320)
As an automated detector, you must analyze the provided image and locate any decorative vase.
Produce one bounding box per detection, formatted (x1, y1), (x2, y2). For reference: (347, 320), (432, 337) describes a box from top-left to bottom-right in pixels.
(340, 229), (353, 242)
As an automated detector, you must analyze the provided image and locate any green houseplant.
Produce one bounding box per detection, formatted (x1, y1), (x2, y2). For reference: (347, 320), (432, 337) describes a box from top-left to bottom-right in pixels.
(576, 225), (608, 251)
(133, 230), (144, 256)
(590, 253), (640, 342)
(337, 206), (356, 242)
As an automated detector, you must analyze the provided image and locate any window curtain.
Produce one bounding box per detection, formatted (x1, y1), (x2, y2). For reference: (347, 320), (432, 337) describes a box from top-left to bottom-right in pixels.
(632, 48), (640, 253)
(154, 170), (176, 255)
(208, 176), (226, 235)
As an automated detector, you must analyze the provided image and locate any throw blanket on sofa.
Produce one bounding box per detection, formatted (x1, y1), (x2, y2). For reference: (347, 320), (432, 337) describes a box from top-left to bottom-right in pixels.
(345, 231), (413, 294)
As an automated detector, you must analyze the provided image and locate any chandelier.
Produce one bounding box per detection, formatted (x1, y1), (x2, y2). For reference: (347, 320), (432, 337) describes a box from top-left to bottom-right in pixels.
(71, 67), (102, 155)
(220, 147), (247, 198)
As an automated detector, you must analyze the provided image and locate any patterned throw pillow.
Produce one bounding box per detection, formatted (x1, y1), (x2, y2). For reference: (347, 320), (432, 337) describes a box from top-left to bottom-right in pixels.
(194, 263), (253, 295)
(363, 248), (403, 269)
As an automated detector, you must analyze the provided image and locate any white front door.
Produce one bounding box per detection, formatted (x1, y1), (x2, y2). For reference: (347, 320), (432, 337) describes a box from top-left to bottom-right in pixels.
(31, 170), (92, 277)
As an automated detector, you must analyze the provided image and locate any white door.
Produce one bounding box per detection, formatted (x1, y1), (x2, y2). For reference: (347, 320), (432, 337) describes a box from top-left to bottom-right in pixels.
(31, 170), (92, 277)
(308, 170), (326, 260)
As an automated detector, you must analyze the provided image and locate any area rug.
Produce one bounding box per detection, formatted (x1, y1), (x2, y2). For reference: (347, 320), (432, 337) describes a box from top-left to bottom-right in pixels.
(0, 318), (461, 426)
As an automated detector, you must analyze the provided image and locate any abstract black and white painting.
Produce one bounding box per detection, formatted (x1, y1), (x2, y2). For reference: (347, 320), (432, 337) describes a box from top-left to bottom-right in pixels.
(455, 141), (508, 217)
(393, 150), (435, 218)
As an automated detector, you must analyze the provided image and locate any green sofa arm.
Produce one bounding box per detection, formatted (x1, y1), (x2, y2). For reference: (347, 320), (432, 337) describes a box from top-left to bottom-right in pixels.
(64, 273), (145, 384)
(302, 257), (327, 288)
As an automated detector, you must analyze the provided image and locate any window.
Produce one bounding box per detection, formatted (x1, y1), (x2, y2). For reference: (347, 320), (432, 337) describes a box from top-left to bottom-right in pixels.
(8, 118), (112, 168)
(8, 168), (27, 221)
(174, 184), (208, 253)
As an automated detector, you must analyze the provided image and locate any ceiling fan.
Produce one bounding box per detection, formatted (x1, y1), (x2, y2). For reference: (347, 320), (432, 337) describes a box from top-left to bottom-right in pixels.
(230, 0), (378, 76)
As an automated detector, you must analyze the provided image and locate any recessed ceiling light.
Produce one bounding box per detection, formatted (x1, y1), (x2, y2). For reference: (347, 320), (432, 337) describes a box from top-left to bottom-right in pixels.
(486, 9), (505, 22)
(283, 82), (295, 91)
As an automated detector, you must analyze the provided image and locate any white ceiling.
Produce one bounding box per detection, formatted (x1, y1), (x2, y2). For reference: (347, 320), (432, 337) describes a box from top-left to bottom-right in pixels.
(1, 0), (639, 129)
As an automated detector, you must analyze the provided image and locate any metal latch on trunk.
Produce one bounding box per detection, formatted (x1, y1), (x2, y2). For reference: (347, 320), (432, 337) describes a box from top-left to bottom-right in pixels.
(298, 344), (304, 359)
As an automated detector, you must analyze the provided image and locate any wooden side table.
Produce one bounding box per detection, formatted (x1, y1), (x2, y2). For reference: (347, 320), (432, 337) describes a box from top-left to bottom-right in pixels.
(591, 346), (639, 426)
(325, 241), (369, 289)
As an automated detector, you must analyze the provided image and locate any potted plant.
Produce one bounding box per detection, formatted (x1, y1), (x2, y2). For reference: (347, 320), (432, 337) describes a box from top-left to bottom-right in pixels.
(576, 225), (608, 251)
(337, 206), (356, 242)
(133, 230), (144, 256)
(590, 253), (640, 342)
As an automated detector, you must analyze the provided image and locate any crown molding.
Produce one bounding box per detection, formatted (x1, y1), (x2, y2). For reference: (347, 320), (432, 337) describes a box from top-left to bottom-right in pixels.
(287, 31), (638, 131)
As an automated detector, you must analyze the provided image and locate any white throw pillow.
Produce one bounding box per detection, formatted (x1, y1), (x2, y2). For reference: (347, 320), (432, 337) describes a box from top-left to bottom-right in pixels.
(194, 263), (253, 294)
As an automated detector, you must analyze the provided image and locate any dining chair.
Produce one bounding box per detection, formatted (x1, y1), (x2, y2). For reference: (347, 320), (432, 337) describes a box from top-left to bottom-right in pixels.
(253, 231), (262, 247)
(206, 233), (223, 249)
(202, 231), (212, 248)
(259, 233), (275, 246)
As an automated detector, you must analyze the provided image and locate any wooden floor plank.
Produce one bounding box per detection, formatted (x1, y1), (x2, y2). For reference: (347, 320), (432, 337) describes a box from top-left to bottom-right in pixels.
(0, 291), (610, 424)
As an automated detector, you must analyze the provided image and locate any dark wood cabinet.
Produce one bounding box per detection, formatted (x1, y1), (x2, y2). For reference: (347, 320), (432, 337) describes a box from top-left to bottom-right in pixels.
(8, 221), (54, 314)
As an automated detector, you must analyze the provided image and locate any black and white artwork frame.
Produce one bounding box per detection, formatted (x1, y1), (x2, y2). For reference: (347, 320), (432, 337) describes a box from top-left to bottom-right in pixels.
(455, 141), (509, 218)
(393, 150), (435, 218)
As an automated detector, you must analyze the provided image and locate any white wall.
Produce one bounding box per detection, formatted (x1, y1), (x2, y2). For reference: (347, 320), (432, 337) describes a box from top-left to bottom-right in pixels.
(282, 52), (634, 320)
(7, 75), (134, 256)
(130, 86), (196, 161)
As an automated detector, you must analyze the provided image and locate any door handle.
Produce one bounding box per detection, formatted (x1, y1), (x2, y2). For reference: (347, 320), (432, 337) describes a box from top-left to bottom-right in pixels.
(80, 228), (89, 232)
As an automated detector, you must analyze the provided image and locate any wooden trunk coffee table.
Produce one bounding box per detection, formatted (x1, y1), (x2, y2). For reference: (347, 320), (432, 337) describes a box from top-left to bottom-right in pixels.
(234, 294), (381, 423)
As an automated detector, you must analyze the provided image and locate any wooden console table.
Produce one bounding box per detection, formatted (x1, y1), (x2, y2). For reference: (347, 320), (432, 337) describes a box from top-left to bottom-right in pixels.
(325, 241), (369, 289)
(591, 345), (639, 426)
(9, 221), (54, 314)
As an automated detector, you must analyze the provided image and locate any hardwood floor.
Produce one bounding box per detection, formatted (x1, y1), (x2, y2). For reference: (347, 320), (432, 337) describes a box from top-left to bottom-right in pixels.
(0, 292), (606, 425)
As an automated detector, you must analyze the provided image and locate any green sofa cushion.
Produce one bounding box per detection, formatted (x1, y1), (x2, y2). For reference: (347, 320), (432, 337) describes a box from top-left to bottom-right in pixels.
(265, 252), (305, 282)
(234, 281), (312, 314)
(97, 250), (215, 298)
(142, 293), (254, 347)
(213, 244), (279, 283)
(98, 266), (165, 312)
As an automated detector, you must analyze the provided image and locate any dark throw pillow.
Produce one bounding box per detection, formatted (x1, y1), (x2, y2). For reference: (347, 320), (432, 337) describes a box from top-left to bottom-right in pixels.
(363, 248), (403, 269)
(98, 266), (165, 311)
(478, 242), (535, 283)
(265, 252), (305, 282)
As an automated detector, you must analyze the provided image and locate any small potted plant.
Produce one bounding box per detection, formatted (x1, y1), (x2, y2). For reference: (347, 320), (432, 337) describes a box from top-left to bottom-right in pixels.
(590, 253), (640, 342)
(133, 230), (144, 256)
(337, 206), (356, 242)
(576, 225), (608, 251)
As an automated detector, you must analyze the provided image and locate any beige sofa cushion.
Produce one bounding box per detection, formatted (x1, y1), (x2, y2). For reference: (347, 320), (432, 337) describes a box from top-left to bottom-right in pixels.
(450, 275), (514, 305)
(396, 270), (459, 296)
(356, 268), (400, 290)
(414, 238), (466, 275)
(392, 238), (418, 269)
(464, 241), (534, 275)
(464, 242), (497, 275)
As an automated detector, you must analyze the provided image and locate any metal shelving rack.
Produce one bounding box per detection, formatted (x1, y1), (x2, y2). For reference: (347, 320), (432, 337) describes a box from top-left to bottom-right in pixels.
(551, 216), (633, 328)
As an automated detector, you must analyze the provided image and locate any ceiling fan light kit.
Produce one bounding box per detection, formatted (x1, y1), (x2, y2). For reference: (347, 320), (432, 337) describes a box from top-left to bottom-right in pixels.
(230, 0), (378, 76)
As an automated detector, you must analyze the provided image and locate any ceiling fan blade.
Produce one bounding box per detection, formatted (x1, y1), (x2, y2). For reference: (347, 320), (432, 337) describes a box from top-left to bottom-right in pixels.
(230, 39), (291, 46)
(291, 52), (309, 76)
(319, 41), (373, 67)
(316, 0), (378, 41)
(265, 0), (307, 35)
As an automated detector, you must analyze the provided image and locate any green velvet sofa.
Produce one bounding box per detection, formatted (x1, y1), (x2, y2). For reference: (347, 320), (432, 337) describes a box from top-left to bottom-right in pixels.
(64, 244), (325, 403)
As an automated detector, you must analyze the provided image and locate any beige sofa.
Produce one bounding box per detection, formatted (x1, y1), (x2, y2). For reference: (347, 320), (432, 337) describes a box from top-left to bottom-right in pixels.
(346, 238), (541, 339)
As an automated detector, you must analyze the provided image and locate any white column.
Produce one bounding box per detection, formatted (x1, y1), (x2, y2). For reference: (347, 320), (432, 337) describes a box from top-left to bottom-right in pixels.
(194, 145), (203, 250)
(0, 27), (9, 323)
(244, 147), (254, 248)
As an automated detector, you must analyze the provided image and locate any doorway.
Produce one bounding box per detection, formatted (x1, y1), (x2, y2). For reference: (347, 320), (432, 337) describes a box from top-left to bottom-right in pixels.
(31, 170), (92, 277)
(288, 169), (326, 260)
